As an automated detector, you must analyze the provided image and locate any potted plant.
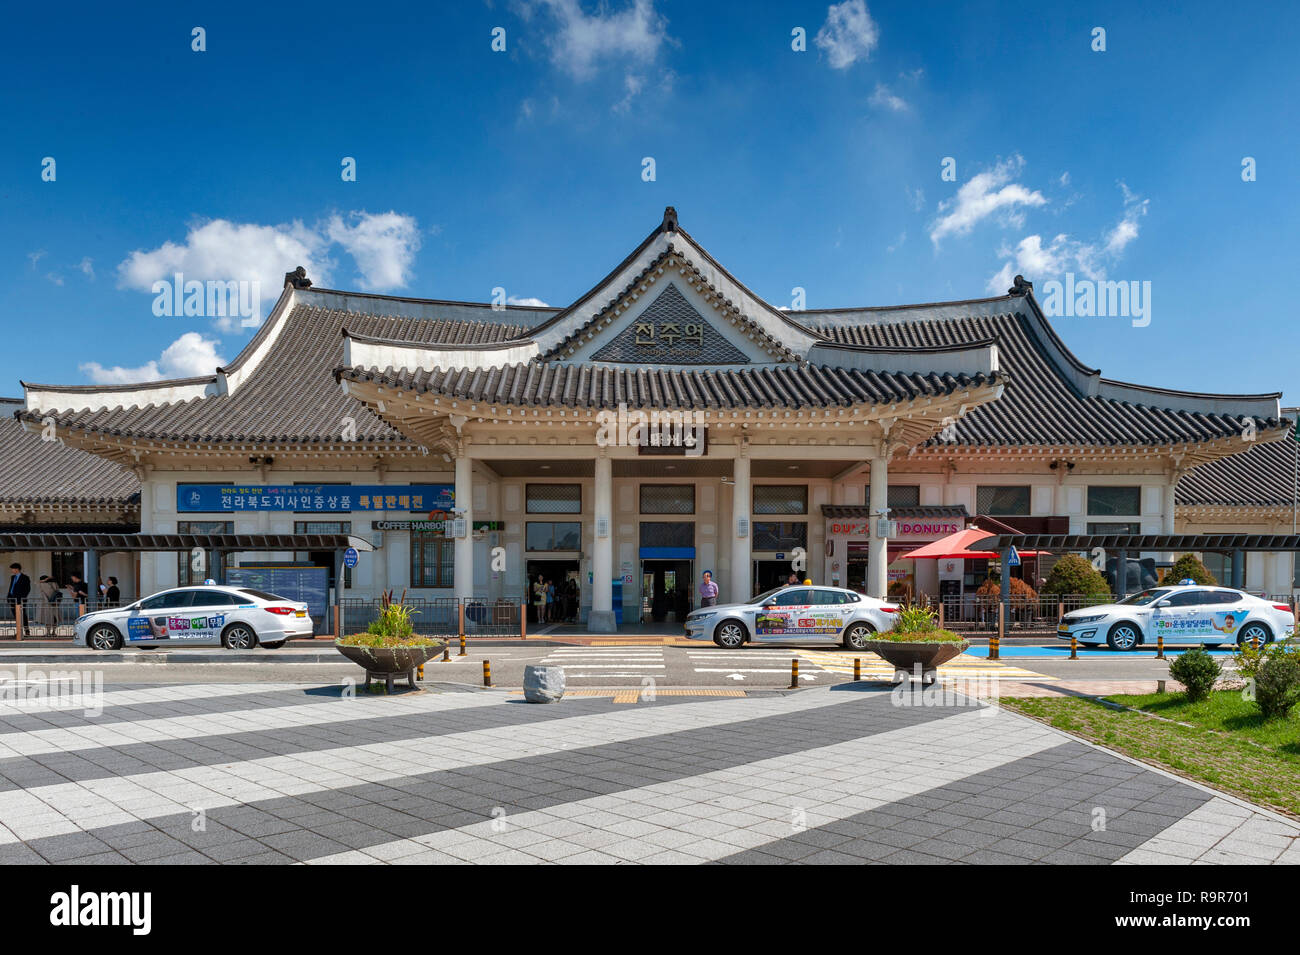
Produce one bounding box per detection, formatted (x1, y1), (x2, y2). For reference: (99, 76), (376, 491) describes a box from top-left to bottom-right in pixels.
(862, 604), (969, 684)
(335, 591), (443, 692)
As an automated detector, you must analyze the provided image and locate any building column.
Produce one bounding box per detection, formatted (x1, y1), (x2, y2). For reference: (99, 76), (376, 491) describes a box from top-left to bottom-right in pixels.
(453, 450), (474, 601)
(589, 452), (616, 632)
(730, 443), (752, 603)
(868, 452), (889, 599)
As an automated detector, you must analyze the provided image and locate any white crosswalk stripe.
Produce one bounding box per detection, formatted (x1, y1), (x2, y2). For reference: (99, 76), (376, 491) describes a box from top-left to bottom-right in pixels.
(539, 647), (667, 678)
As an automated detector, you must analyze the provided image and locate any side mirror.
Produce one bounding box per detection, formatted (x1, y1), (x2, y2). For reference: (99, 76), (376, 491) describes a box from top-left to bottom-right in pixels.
(1155, 600), (1170, 608)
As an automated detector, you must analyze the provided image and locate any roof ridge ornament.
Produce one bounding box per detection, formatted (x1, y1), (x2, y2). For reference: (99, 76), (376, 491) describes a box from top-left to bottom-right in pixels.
(661, 206), (678, 233)
(1008, 274), (1033, 296)
(284, 266), (312, 289)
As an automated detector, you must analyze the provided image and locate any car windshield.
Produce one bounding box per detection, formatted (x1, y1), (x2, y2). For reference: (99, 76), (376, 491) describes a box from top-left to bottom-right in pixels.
(1116, 588), (1172, 607)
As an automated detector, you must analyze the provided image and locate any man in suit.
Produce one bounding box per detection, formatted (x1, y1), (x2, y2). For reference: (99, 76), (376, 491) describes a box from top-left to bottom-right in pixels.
(7, 563), (31, 637)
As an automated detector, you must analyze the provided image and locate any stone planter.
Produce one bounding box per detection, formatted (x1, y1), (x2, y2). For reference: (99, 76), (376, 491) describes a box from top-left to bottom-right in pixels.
(335, 640), (443, 693)
(863, 638), (969, 684)
(523, 664), (566, 703)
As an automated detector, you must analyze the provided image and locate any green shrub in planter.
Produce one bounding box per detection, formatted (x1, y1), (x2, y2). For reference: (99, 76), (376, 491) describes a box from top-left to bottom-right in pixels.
(1237, 643), (1300, 720)
(881, 604), (965, 643)
(1168, 647), (1221, 702)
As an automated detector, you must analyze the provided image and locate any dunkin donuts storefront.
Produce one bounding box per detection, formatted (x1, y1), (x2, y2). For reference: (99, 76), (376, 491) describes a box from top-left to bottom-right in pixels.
(823, 505), (969, 601)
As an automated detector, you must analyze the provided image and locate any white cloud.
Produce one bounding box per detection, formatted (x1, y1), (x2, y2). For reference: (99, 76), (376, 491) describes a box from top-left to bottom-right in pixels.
(1105, 182), (1148, 255)
(78, 257), (94, 279)
(27, 250), (46, 269)
(525, 0), (668, 79)
(985, 184), (1150, 292)
(815, 0), (879, 70)
(325, 211), (421, 291)
(929, 155), (1047, 247)
(869, 82), (908, 112)
(507, 296), (550, 307)
(612, 72), (645, 113)
(117, 219), (330, 331)
(80, 332), (225, 384)
(905, 185), (925, 211)
(117, 211), (423, 330)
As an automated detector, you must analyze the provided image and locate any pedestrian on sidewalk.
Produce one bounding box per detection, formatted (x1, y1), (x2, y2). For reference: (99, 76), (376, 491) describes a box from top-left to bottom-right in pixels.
(7, 563), (31, 637)
(105, 576), (121, 607)
(533, 574), (546, 624)
(699, 570), (719, 608)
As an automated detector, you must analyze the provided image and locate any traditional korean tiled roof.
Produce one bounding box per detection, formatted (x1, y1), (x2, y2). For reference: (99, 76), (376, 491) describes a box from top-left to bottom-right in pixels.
(0, 400), (139, 507)
(337, 362), (1004, 410)
(22, 303), (531, 445)
(807, 303), (1285, 447)
(1177, 428), (1300, 507)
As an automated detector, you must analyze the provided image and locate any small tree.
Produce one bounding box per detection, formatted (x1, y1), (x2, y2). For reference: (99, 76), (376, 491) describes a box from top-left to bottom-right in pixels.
(1237, 643), (1300, 720)
(975, 576), (1038, 608)
(1162, 553), (1217, 586)
(1168, 647), (1221, 703)
(1041, 553), (1110, 599)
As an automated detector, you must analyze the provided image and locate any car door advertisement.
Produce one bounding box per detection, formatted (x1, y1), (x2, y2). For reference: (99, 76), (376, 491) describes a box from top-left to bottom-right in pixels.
(1152, 608), (1242, 639)
(126, 613), (226, 642)
(756, 605), (845, 635)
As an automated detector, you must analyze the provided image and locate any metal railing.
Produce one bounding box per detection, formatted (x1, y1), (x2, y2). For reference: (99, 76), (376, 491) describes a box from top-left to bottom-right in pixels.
(340, 596), (526, 639)
(0, 597), (125, 639)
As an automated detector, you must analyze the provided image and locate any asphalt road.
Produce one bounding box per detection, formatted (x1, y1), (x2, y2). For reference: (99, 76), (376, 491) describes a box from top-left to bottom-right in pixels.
(0, 642), (1206, 688)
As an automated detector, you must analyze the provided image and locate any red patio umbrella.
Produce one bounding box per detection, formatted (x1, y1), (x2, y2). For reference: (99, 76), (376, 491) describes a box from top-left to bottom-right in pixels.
(898, 526), (1048, 560)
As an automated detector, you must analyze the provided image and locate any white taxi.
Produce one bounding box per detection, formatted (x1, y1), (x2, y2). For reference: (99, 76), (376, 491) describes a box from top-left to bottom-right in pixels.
(75, 585), (314, 650)
(1057, 584), (1294, 651)
(685, 584), (899, 649)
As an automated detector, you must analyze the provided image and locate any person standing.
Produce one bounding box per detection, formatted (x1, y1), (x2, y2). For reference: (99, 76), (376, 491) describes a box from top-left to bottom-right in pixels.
(699, 570), (719, 608)
(105, 576), (121, 607)
(533, 574), (546, 625)
(68, 573), (90, 607)
(7, 563), (31, 637)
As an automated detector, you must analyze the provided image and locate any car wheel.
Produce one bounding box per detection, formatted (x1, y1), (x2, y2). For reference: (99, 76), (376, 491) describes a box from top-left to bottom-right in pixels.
(1238, 622), (1272, 647)
(713, 620), (747, 649)
(221, 623), (258, 650)
(843, 623), (874, 651)
(1106, 622), (1141, 651)
(87, 624), (122, 650)
(260, 640), (286, 650)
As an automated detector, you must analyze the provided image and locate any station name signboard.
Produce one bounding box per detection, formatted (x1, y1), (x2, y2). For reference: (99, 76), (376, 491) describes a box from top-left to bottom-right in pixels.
(177, 484), (455, 513)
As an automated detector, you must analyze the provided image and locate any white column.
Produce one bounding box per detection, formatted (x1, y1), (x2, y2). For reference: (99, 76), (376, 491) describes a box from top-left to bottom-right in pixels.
(453, 452), (474, 601)
(1162, 468), (1180, 563)
(868, 454), (889, 599)
(589, 452), (615, 632)
(730, 447), (752, 603)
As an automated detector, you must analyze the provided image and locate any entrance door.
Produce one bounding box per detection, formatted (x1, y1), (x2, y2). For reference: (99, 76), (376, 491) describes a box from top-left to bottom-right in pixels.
(525, 560), (580, 624)
(753, 559), (796, 596)
(640, 559), (693, 623)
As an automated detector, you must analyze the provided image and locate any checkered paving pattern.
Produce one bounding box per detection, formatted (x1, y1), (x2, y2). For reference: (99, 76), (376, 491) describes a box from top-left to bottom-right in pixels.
(0, 680), (1296, 865)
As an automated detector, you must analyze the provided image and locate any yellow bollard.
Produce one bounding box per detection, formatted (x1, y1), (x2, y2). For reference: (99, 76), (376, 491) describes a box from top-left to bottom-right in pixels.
(1252, 633), (1260, 651)
(853, 657), (861, 682)
(790, 658), (799, 689)
(1070, 634), (1077, 660)
(442, 643), (450, 662)
(483, 660), (492, 687)
(1156, 634), (1164, 660)
(459, 632), (467, 657)
(416, 664), (424, 681)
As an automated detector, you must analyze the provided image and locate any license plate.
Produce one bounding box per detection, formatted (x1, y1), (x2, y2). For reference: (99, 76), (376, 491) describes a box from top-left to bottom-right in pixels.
(295, 611), (306, 617)
(1057, 624), (1069, 633)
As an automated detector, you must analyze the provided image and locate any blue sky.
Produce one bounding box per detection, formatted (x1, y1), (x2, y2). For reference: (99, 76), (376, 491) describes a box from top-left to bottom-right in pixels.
(2, 1), (1297, 402)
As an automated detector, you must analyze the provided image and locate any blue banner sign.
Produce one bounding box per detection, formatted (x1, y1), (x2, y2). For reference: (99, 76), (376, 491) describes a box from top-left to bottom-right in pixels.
(177, 484), (454, 513)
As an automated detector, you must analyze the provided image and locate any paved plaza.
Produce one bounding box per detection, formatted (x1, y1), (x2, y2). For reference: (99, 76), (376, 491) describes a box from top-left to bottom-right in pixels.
(0, 679), (1296, 865)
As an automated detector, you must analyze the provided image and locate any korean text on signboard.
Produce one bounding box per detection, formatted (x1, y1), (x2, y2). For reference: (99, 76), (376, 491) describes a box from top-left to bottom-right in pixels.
(177, 484), (455, 513)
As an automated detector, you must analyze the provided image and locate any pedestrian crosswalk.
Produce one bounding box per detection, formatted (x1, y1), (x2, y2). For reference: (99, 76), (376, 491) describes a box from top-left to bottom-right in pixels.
(791, 649), (1058, 683)
(538, 646), (667, 679)
(685, 649), (832, 683)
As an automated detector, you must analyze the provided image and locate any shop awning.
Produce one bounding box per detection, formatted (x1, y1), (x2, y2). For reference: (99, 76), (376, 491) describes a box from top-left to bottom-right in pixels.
(899, 526), (1048, 560)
